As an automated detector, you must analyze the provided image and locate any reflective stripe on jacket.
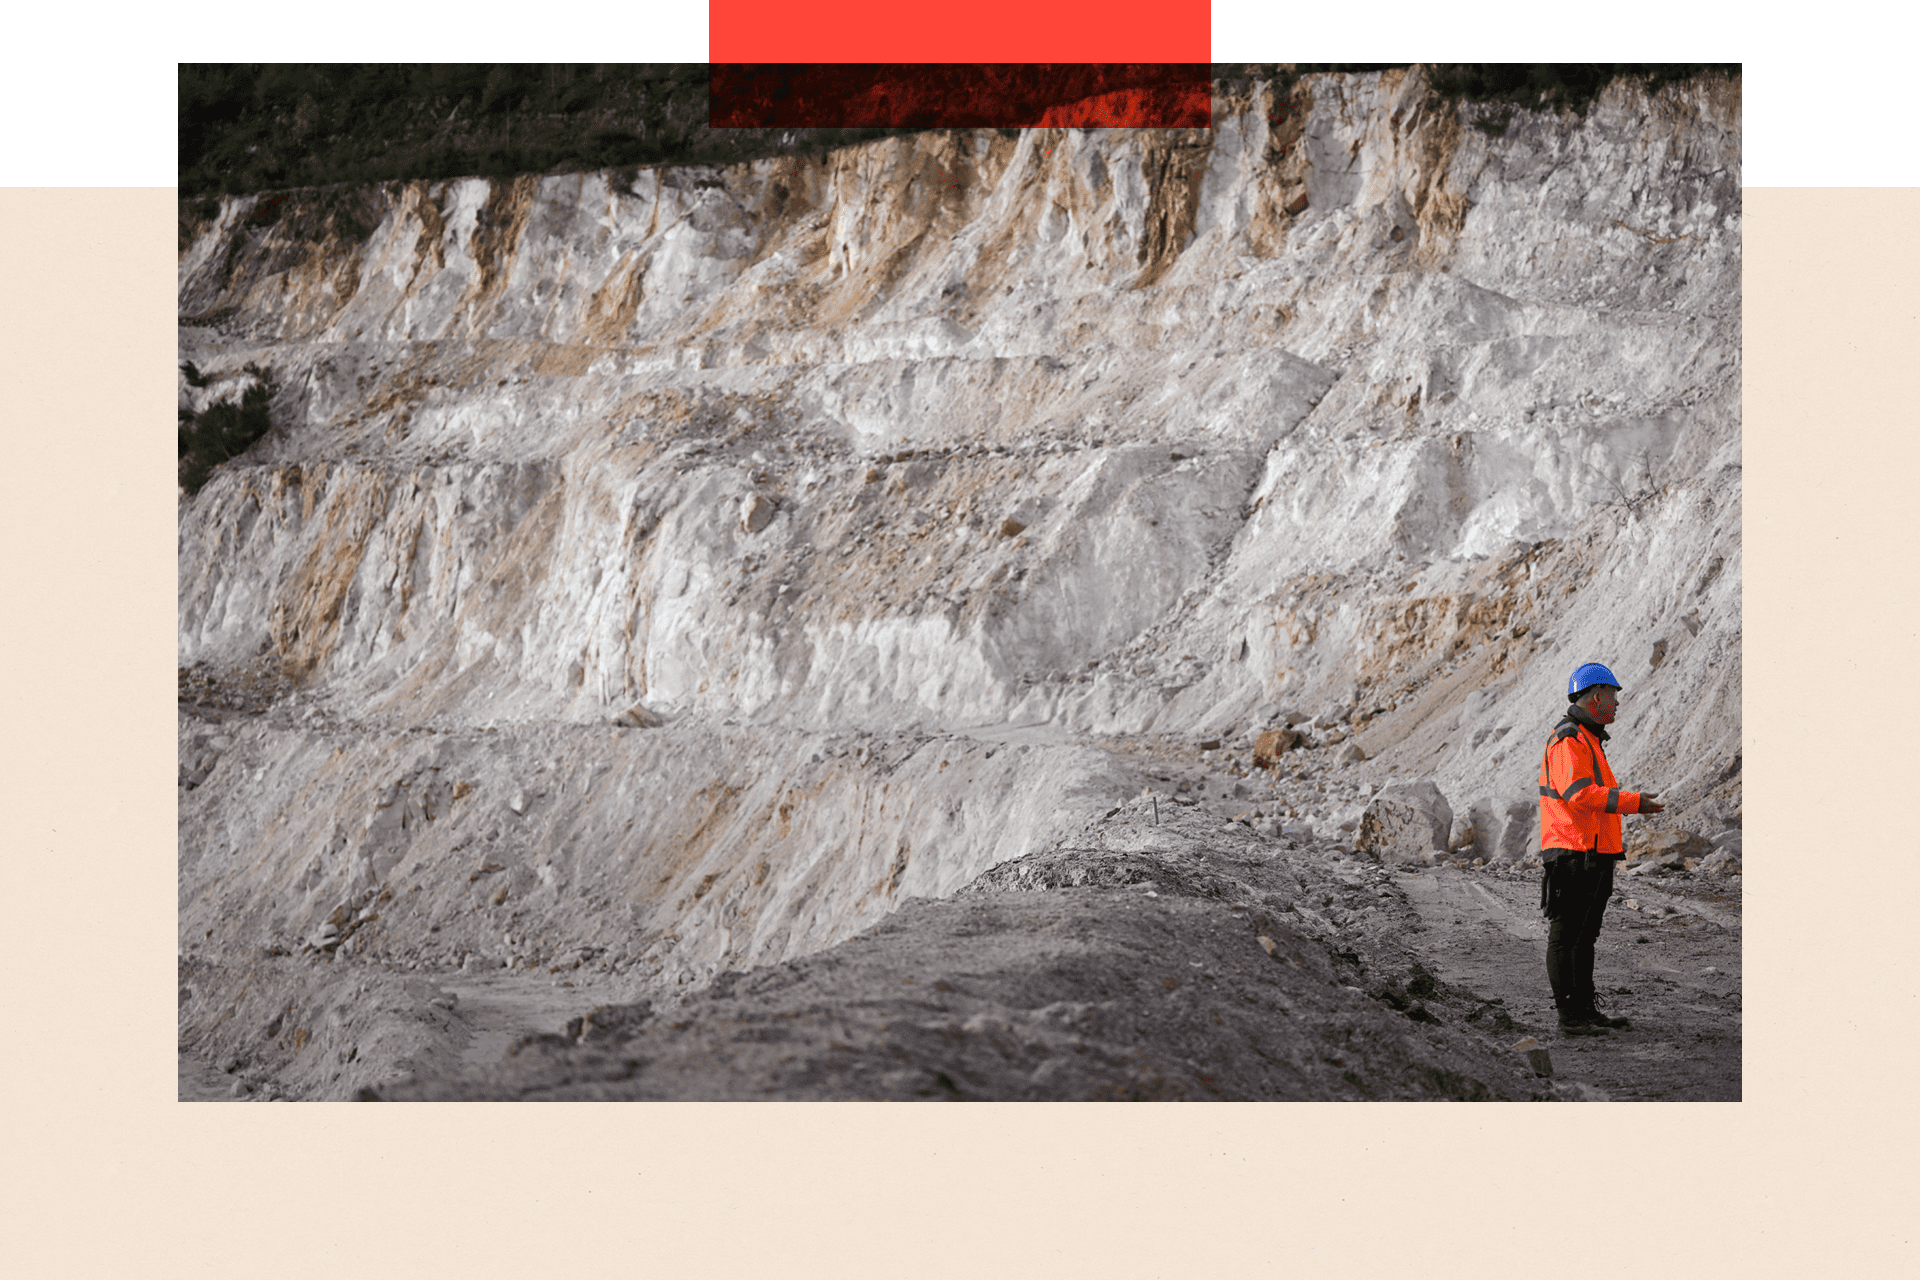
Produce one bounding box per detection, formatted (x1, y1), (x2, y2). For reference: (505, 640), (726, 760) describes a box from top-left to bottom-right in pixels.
(1538, 713), (1640, 854)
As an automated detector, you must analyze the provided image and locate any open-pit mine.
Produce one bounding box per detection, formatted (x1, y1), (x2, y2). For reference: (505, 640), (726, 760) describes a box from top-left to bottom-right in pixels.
(178, 69), (1741, 1101)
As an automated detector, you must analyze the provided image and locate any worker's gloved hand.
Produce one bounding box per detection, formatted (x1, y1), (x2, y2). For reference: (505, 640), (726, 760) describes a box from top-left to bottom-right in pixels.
(1638, 791), (1665, 815)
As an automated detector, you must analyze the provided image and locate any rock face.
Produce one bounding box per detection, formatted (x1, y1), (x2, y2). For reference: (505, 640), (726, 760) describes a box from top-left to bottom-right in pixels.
(177, 69), (1741, 1098)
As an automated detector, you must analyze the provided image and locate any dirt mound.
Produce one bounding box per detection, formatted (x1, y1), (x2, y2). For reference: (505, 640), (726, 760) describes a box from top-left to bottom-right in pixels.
(365, 805), (1559, 1100)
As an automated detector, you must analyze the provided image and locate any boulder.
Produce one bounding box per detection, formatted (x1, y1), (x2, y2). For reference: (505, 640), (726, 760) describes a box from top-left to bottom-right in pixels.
(1467, 797), (1536, 864)
(1376, 779), (1452, 852)
(1697, 849), (1741, 876)
(739, 492), (777, 534)
(1627, 828), (1710, 863)
(566, 1000), (654, 1044)
(1354, 797), (1437, 866)
(1498, 802), (1536, 863)
(1464, 798), (1498, 861)
(1252, 728), (1304, 767)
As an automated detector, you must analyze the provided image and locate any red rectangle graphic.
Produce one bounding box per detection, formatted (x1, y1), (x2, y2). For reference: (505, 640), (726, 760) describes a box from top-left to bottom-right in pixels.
(710, 64), (1212, 129)
(709, 0), (1210, 62)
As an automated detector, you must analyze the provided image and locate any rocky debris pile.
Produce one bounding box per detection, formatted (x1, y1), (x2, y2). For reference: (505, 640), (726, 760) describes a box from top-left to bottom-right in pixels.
(1630, 828), (1712, 863)
(178, 660), (292, 716)
(1695, 848), (1741, 875)
(177, 721), (236, 792)
(304, 888), (396, 958)
(176, 713), (1144, 1008)
(1625, 825), (1743, 878)
(365, 803), (1554, 1101)
(179, 950), (467, 1101)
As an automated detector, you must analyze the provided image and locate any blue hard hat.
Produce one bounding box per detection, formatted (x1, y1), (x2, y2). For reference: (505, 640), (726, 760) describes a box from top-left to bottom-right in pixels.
(1568, 663), (1621, 697)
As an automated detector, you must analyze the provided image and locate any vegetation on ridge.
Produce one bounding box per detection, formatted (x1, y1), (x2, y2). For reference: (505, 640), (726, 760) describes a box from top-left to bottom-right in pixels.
(178, 63), (1740, 200)
(179, 64), (918, 199)
(178, 363), (276, 496)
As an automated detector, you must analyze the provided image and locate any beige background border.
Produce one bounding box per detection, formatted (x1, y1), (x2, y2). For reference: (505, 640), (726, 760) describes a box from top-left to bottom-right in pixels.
(0, 167), (1906, 1271)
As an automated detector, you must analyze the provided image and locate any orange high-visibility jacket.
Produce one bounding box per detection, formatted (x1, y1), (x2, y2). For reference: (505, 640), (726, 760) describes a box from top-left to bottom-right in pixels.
(1538, 713), (1641, 854)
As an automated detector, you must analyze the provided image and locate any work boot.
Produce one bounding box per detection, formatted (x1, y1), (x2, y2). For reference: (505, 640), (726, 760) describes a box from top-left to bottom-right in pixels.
(1555, 997), (1609, 1037)
(1583, 997), (1631, 1030)
(1576, 972), (1631, 1029)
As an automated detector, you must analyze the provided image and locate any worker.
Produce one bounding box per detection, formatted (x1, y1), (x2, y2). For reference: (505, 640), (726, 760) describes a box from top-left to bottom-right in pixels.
(1538, 662), (1664, 1036)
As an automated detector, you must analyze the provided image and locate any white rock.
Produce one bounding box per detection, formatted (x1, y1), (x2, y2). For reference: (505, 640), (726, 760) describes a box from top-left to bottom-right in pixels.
(740, 492), (777, 534)
(1375, 779), (1452, 852)
(1468, 797), (1537, 864)
(1353, 798), (1437, 866)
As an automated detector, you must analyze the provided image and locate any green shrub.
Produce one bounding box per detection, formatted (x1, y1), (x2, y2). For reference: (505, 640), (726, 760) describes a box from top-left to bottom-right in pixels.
(178, 363), (276, 496)
(1424, 63), (1740, 117)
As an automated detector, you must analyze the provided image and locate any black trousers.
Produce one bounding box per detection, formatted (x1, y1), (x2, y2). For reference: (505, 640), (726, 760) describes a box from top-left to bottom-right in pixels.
(1542, 851), (1617, 1012)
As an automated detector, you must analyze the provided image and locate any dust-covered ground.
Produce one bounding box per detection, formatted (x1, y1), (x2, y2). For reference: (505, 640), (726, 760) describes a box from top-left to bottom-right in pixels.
(181, 723), (1737, 1103)
(325, 807), (1734, 1102)
(1393, 857), (1740, 1100)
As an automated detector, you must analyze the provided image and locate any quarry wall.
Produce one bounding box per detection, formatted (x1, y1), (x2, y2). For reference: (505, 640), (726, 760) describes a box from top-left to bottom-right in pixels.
(178, 69), (1740, 1009)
